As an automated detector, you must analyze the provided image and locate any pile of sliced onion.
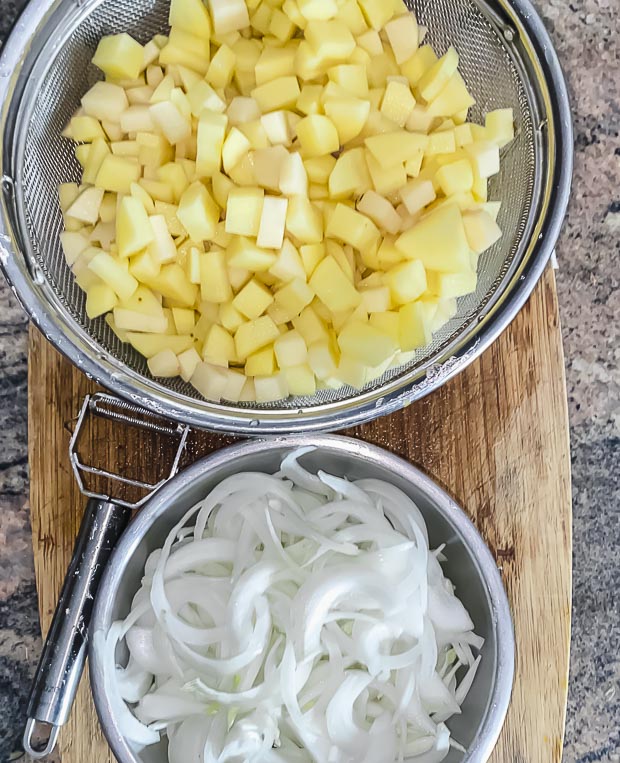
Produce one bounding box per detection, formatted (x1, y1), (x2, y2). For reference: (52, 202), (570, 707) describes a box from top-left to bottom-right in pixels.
(97, 447), (483, 763)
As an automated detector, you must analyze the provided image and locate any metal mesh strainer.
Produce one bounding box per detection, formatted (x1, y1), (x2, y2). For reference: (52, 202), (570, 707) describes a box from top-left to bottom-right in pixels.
(0, 0), (572, 433)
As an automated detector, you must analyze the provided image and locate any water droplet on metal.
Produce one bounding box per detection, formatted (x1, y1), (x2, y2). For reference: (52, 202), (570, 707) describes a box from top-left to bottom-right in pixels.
(249, 419), (259, 428)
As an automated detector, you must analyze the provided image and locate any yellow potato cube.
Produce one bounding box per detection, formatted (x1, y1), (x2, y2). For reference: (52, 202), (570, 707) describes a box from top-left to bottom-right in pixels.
(86, 284), (118, 319)
(149, 100), (191, 145)
(399, 177), (436, 215)
(284, 364), (317, 395)
(308, 335), (339, 378)
(137, 132), (174, 169)
(309, 256), (360, 312)
(219, 301), (246, 332)
(435, 158), (474, 196)
(209, 0), (250, 35)
(196, 111), (228, 177)
(228, 236), (277, 270)
(127, 332), (194, 358)
(384, 259), (427, 305)
(398, 300), (432, 351)
(335, 0), (367, 33)
(357, 190), (401, 235)
(95, 155), (141, 194)
(187, 81), (226, 117)
(384, 13), (419, 64)
(327, 64), (368, 97)
(235, 315), (281, 359)
(93, 33), (144, 80)
(129, 250), (161, 281)
(178, 347), (202, 382)
(244, 345), (275, 377)
(251, 76), (301, 113)
(323, 97), (370, 144)
(427, 72), (475, 117)
(418, 47), (459, 102)
(148, 263), (198, 306)
(254, 372), (289, 402)
(212, 172), (235, 209)
(270, 239), (306, 282)
(304, 155), (337, 184)
(426, 268), (477, 298)
(113, 306), (168, 333)
(338, 319), (397, 366)
(169, 0), (212, 39)
(365, 151), (407, 196)
(88, 251), (139, 301)
(206, 44), (236, 88)
(297, 0), (337, 20)
(454, 123), (474, 147)
(300, 243), (325, 277)
(256, 196), (289, 250)
(357, 0), (394, 30)
(305, 20), (355, 61)
(328, 147), (372, 198)
(297, 83), (324, 115)
(285, 196), (323, 243)
(261, 110), (294, 146)
(380, 81), (416, 127)
(274, 278), (314, 319)
(70, 115), (106, 143)
(177, 182), (220, 242)
(326, 203), (379, 251)
(116, 197), (153, 259)
(60, 231), (90, 266)
(365, 131), (428, 168)
(171, 307), (195, 334)
(295, 114), (339, 157)
(202, 323), (236, 366)
(81, 82), (128, 122)
(426, 129), (456, 156)
(279, 152), (309, 196)
(147, 349), (181, 377)
(462, 209), (502, 253)
(66, 187), (104, 225)
(292, 305), (329, 345)
(270, 8), (296, 40)
(233, 278), (274, 319)
(159, 31), (209, 75)
(200, 250), (232, 302)
(274, 329), (307, 367)
(359, 285), (391, 313)
(396, 203), (470, 272)
(226, 187), (265, 236)
(464, 140), (500, 178)
(357, 29), (383, 56)
(485, 108), (515, 147)
(222, 127), (252, 174)
(251, 2), (273, 36)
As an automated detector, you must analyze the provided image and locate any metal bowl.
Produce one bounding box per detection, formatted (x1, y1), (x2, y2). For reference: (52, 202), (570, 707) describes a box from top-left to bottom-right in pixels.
(90, 435), (515, 763)
(0, 0), (572, 434)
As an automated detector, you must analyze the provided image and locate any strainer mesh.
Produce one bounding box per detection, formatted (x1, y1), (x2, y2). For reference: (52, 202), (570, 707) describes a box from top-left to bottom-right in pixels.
(20, 0), (536, 411)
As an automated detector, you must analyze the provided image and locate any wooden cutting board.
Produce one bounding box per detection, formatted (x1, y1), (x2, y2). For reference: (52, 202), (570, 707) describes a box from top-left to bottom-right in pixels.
(28, 267), (571, 763)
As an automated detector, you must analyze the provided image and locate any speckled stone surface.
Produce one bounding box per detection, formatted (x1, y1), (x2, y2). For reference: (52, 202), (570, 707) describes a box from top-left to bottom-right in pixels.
(0, 0), (618, 761)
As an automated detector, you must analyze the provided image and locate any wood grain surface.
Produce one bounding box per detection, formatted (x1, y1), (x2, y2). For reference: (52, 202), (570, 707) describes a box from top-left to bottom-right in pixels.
(28, 267), (572, 763)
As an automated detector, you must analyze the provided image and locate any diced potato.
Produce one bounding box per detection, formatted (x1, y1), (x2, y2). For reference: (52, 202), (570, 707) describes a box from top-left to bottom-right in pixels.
(270, 239), (306, 282)
(297, 0), (337, 21)
(426, 129), (456, 156)
(246, 345), (276, 376)
(178, 346), (202, 381)
(365, 131), (428, 168)
(427, 72), (475, 117)
(284, 363), (317, 395)
(286, 196), (323, 243)
(150, 100), (191, 145)
(274, 329), (307, 367)
(274, 278), (314, 318)
(485, 108), (514, 147)
(279, 152), (308, 196)
(86, 283), (118, 319)
(384, 259), (427, 305)
(300, 243), (325, 277)
(70, 116), (106, 143)
(418, 47), (459, 102)
(396, 203), (469, 272)
(194, 112), (228, 178)
(357, 0), (394, 30)
(326, 203), (379, 251)
(357, 191), (400, 235)
(365, 151), (407, 196)
(148, 263), (198, 305)
(171, 307), (196, 334)
(96, 155), (141, 194)
(309, 256), (360, 311)
(384, 14), (419, 64)
(399, 177), (436, 215)
(93, 34), (144, 80)
(304, 155), (336, 184)
(295, 114), (340, 157)
(252, 76), (301, 112)
(426, 268), (477, 298)
(147, 349), (181, 377)
(226, 187), (265, 236)
(291, 305), (328, 345)
(261, 110), (293, 145)
(116, 197), (153, 258)
(228, 236), (277, 270)
(114, 307), (168, 333)
(190, 361), (228, 400)
(66, 187), (104, 225)
(435, 158), (474, 196)
(60, 231), (90, 266)
(127, 332), (194, 357)
(233, 278), (274, 319)
(88, 251), (139, 300)
(338, 319), (397, 366)
(207, 44), (236, 89)
(254, 372), (289, 402)
(252, 146), (288, 191)
(203, 323), (236, 366)
(462, 208), (502, 253)
(380, 81), (416, 127)
(257, 196), (288, 249)
(323, 97), (370, 144)
(235, 315), (280, 359)
(177, 182), (220, 241)
(307, 335), (339, 379)
(209, 0), (250, 35)
(81, 82), (128, 122)
(159, 29), (210, 74)
(169, 0), (212, 38)
(398, 300), (432, 351)
(465, 140), (500, 178)
(328, 147), (371, 198)
(129, 250), (161, 281)
(200, 250), (232, 302)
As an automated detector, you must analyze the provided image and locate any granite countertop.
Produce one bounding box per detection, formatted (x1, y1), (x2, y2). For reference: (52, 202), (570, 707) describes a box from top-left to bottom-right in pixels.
(0, 0), (618, 760)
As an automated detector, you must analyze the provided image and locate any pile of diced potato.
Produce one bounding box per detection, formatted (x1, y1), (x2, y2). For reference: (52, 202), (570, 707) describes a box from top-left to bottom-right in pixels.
(59, 0), (514, 403)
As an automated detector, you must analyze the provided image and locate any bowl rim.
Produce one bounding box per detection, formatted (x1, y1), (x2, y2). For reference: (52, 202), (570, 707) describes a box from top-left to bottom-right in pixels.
(0, 0), (572, 434)
(89, 434), (515, 763)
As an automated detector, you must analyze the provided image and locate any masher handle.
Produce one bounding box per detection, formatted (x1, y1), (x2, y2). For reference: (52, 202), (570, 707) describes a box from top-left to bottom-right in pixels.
(23, 497), (131, 759)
